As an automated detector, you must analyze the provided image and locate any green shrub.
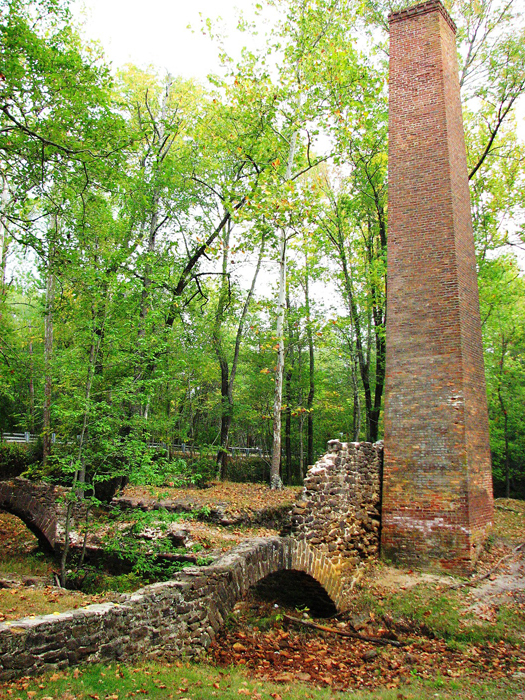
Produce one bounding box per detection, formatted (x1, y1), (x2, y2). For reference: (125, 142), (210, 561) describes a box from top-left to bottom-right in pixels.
(0, 441), (41, 480)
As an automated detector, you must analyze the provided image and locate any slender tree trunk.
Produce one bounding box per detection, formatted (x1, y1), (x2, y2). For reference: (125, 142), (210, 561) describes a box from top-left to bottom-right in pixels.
(351, 350), (361, 441)
(497, 337), (511, 498)
(284, 293), (293, 484)
(43, 225), (56, 467)
(0, 177), (8, 299)
(61, 309), (108, 585)
(303, 259), (315, 467)
(213, 224), (232, 477)
(298, 412), (305, 480)
(270, 232), (287, 489)
(136, 77), (173, 419)
(28, 321), (35, 432)
(270, 120), (299, 489)
(214, 230), (265, 479)
(339, 247), (374, 441)
(297, 346), (305, 482)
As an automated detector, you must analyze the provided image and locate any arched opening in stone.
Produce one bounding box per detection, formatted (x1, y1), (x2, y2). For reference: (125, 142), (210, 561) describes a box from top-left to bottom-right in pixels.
(0, 505), (54, 553)
(0, 508), (54, 579)
(251, 569), (337, 618)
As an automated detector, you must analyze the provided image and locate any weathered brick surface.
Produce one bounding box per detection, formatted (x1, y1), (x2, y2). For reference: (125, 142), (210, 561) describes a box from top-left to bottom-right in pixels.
(382, 0), (493, 573)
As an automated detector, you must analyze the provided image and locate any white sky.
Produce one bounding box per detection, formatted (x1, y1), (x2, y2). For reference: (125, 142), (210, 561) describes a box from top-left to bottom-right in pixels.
(74, 0), (524, 137)
(74, 0), (261, 81)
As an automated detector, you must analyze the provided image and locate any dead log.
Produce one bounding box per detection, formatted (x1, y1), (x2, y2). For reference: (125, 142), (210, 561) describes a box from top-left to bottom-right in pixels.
(451, 542), (525, 590)
(283, 614), (405, 647)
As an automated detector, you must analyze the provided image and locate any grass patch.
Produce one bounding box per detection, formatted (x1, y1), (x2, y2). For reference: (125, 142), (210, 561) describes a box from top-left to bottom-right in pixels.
(0, 587), (113, 622)
(349, 573), (525, 646)
(2, 661), (524, 700)
(0, 550), (53, 578)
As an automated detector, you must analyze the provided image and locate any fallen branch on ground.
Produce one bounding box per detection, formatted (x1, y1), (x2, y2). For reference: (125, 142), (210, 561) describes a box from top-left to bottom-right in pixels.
(451, 542), (525, 590)
(283, 614), (406, 647)
(494, 504), (521, 513)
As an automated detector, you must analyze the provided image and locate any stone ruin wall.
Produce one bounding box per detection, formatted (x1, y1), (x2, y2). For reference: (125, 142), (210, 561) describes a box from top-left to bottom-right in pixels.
(0, 537), (348, 681)
(291, 440), (383, 566)
(0, 440), (384, 680)
(0, 478), (89, 552)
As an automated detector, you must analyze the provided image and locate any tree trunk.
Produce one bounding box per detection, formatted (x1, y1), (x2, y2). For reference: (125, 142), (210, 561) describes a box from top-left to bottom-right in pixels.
(28, 321), (35, 433)
(284, 293), (293, 484)
(214, 230), (265, 479)
(0, 177), (8, 299)
(136, 77), (173, 417)
(43, 226), (56, 467)
(304, 258), (315, 467)
(270, 117), (299, 490)
(497, 337), (511, 498)
(351, 349), (361, 441)
(270, 231), (287, 490)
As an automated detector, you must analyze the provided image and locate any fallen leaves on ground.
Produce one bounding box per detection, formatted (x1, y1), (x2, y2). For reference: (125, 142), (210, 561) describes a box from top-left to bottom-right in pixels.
(121, 481), (301, 519)
(0, 586), (114, 622)
(208, 598), (525, 692)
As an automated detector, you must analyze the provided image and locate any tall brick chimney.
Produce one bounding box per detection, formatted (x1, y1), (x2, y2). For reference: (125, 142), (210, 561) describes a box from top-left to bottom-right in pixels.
(381, 0), (494, 573)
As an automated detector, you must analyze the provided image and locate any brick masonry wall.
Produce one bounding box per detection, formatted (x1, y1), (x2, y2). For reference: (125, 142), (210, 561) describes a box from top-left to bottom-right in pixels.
(382, 0), (493, 574)
(291, 440), (383, 567)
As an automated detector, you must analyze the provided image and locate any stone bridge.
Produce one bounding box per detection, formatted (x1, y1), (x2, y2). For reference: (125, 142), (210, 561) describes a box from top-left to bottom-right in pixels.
(0, 440), (383, 680)
(0, 537), (350, 679)
(0, 478), (87, 553)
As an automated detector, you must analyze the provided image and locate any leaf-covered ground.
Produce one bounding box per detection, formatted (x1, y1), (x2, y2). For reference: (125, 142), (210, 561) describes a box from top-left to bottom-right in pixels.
(0, 490), (524, 698)
(209, 592), (525, 693)
(0, 512), (115, 620)
(120, 481), (302, 521)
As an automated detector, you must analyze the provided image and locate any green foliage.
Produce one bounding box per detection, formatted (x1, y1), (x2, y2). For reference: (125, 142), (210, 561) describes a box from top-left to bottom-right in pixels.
(0, 0), (523, 491)
(0, 443), (32, 479)
(95, 507), (213, 584)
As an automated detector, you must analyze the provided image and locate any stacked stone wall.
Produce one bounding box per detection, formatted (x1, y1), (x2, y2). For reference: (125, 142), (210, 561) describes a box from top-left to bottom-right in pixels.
(291, 440), (383, 566)
(0, 537), (348, 681)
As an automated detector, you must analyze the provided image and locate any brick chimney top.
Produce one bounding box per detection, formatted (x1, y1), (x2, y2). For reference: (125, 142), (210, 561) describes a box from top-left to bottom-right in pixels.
(388, 0), (456, 34)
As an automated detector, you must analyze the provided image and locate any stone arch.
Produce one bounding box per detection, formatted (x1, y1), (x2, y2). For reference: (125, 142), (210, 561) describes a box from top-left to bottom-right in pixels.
(194, 536), (350, 647)
(0, 535), (353, 679)
(218, 538), (341, 601)
(288, 539), (349, 611)
(0, 478), (60, 551)
(251, 569), (337, 617)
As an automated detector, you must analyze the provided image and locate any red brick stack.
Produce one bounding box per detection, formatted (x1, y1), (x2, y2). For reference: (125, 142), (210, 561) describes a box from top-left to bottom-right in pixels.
(381, 0), (493, 574)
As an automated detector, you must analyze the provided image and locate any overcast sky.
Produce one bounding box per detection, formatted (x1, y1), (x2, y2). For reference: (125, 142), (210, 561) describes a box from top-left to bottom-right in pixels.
(73, 0), (524, 270)
(74, 0), (260, 81)
(75, 0), (524, 139)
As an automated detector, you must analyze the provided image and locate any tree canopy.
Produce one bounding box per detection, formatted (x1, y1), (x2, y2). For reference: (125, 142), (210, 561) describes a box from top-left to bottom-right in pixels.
(1, 0), (524, 496)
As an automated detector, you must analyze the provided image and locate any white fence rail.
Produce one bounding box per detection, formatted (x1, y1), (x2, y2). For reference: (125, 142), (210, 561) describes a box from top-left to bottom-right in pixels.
(1, 433), (265, 457)
(1, 432), (38, 444)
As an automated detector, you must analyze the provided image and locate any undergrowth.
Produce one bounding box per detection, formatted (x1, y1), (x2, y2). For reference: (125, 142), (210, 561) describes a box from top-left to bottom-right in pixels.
(350, 577), (525, 646)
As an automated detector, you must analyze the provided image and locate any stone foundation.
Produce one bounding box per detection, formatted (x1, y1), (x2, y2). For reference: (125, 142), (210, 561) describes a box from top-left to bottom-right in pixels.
(291, 440), (383, 566)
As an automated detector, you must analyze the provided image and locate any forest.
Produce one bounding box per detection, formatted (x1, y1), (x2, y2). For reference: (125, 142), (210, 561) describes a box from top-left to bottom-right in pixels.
(0, 0), (524, 496)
